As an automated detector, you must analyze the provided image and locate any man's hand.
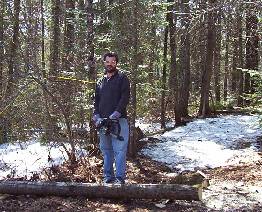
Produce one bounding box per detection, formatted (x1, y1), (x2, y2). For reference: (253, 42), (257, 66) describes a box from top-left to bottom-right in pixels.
(109, 111), (121, 119)
(93, 114), (102, 127)
(95, 118), (103, 127)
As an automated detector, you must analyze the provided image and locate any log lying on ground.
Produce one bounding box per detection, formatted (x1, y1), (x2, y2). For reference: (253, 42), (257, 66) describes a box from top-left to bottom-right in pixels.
(0, 181), (202, 201)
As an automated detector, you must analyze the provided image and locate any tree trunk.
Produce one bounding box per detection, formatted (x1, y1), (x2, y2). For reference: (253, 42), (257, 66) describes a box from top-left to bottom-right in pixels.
(128, 0), (139, 158)
(0, 0), (4, 96)
(62, 0), (75, 72)
(50, 0), (61, 76)
(195, 0), (207, 94)
(40, 0), (53, 141)
(0, 0), (5, 143)
(60, 0), (76, 162)
(198, 0), (216, 117)
(2, 0), (20, 143)
(0, 181), (202, 201)
(76, 0), (86, 78)
(223, 18), (230, 102)
(85, 0), (97, 146)
(24, 0), (38, 74)
(213, 8), (221, 103)
(168, 0), (181, 126)
(48, 0), (61, 142)
(41, 0), (46, 77)
(245, 9), (258, 98)
(179, 0), (191, 118)
(148, 5), (157, 84)
(231, 17), (238, 93)
(237, 4), (244, 106)
(160, 25), (168, 129)
(6, 0), (20, 97)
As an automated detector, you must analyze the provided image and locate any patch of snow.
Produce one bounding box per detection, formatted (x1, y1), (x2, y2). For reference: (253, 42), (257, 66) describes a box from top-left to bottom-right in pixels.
(136, 118), (173, 134)
(141, 115), (262, 171)
(0, 140), (68, 179)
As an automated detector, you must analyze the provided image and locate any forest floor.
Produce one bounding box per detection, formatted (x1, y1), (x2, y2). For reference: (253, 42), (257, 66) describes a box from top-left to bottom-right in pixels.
(0, 114), (262, 211)
(0, 151), (261, 212)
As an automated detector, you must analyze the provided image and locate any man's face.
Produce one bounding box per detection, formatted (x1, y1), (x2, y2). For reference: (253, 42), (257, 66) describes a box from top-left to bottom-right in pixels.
(104, 56), (117, 73)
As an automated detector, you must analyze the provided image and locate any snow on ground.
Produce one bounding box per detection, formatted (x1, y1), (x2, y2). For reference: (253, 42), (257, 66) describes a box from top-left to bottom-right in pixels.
(0, 114), (261, 180)
(0, 141), (68, 179)
(140, 115), (262, 171)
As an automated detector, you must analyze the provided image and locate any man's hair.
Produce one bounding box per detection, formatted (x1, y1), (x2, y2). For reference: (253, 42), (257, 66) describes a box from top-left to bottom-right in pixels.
(103, 52), (118, 63)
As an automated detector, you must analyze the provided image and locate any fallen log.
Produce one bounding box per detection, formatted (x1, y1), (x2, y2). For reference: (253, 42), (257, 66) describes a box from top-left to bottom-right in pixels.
(0, 181), (202, 201)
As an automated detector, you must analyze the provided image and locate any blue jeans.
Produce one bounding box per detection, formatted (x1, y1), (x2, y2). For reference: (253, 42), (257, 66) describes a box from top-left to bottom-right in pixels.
(99, 118), (129, 182)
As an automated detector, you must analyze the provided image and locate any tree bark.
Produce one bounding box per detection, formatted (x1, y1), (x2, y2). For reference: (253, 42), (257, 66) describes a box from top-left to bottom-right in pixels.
(195, 0), (207, 93)
(213, 7), (221, 103)
(85, 0), (97, 146)
(0, 0), (4, 96)
(231, 16), (238, 93)
(41, 0), (46, 78)
(179, 0), (191, 118)
(0, 181), (202, 201)
(62, 0), (75, 72)
(2, 0), (20, 143)
(76, 0), (86, 78)
(0, 1), (3, 144)
(168, 0), (181, 125)
(0, 0), (5, 143)
(128, 0), (139, 158)
(245, 9), (259, 98)
(50, 0), (61, 76)
(6, 0), (21, 97)
(198, 0), (216, 117)
(160, 25), (168, 129)
(223, 17), (230, 102)
(237, 4), (244, 106)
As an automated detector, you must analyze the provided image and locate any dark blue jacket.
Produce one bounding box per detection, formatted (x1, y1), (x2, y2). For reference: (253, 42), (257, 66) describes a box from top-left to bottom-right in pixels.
(94, 70), (130, 118)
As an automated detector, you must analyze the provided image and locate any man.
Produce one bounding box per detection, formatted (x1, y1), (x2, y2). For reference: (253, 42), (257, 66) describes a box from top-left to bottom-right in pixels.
(93, 52), (130, 184)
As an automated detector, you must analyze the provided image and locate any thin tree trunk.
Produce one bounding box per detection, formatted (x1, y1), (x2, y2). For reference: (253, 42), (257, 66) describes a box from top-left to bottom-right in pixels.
(85, 0), (97, 146)
(76, 0), (86, 130)
(62, 0), (75, 72)
(231, 18), (238, 93)
(61, 0), (76, 162)
(41, 0), (53, 140)
(6, 0), (21, 97)
(24, 0), (35, 74)
(168, 0), (181, 126)
(129, 0), (139, 158)
(237, 4), (244, 106)
(213, 8), (221, 103)
(50, 0), (61, 76)
(41, 0), (46, 78)
(148, 6), (157, 83)
(0, 0), (6, 144)
(197, 0), (207, 93)
(179, 0), (191, 118)
(160, 26), (168, 129)
(198, 0), (216, 117)
(3, 0), (20, 142)
(48, 0), (61, 141)
(245, 9), (259, 99)
(223, 17), (230, 102)
(77, 0), (86, 78)
(0, 0), (4, 96)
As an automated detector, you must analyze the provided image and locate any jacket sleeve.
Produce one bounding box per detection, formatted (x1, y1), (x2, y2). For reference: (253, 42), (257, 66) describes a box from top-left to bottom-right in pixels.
(116, 74), (130, 114)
